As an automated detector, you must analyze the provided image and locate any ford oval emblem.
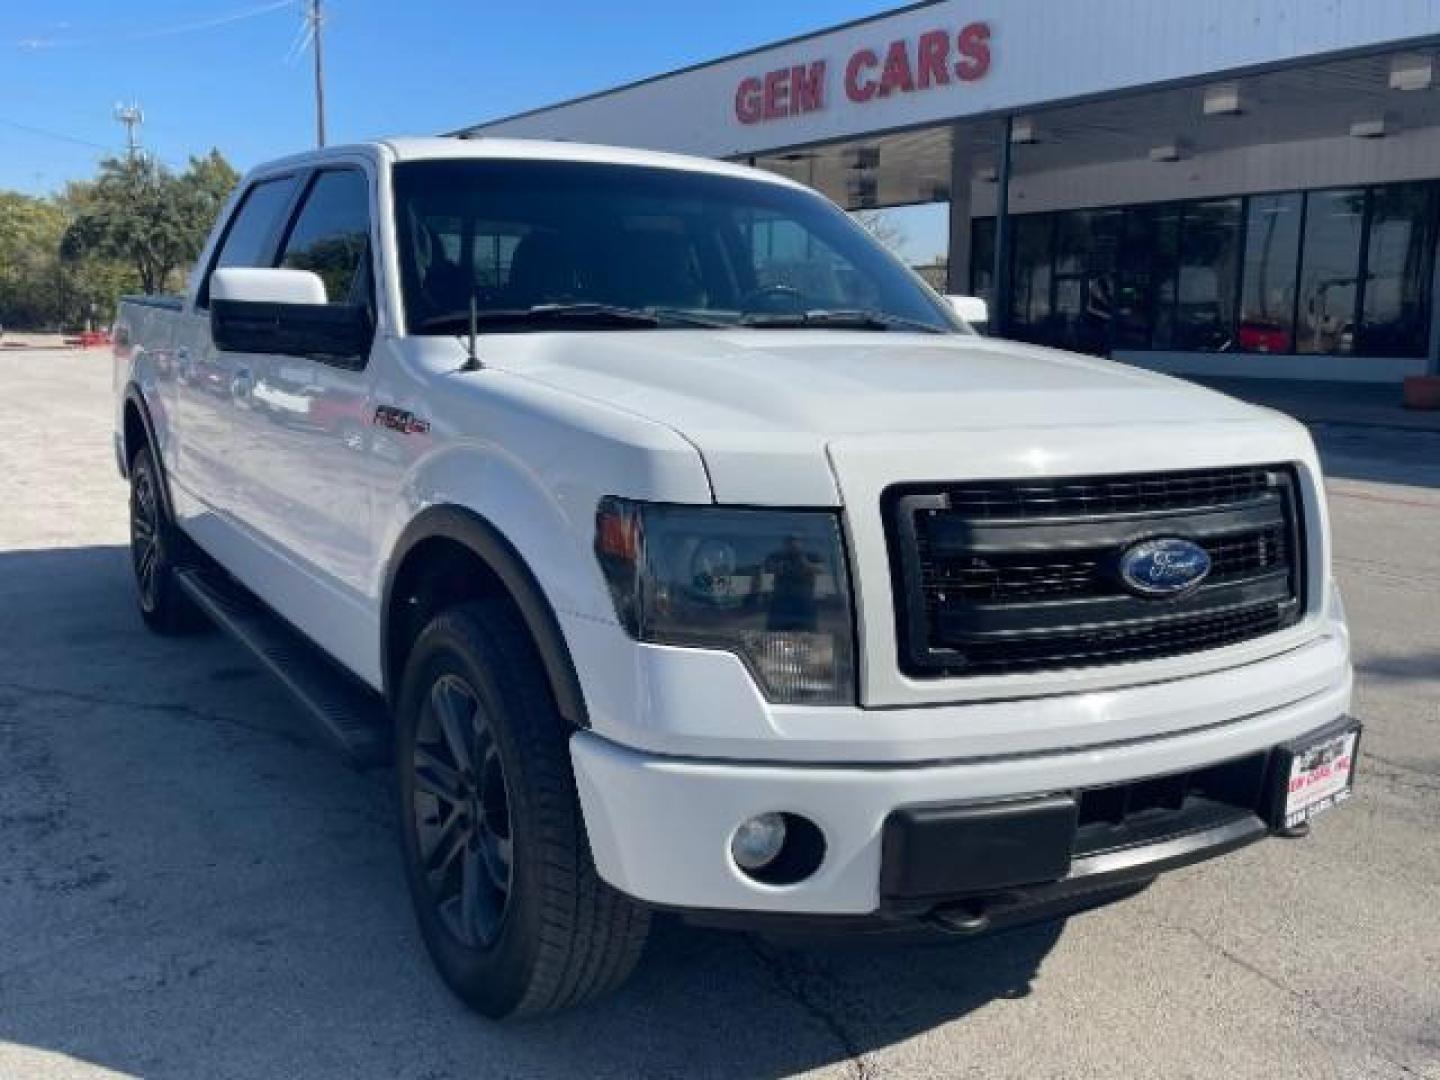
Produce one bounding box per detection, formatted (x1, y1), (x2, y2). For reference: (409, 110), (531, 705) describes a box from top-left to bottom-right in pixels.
(1118, 537), (1212, 598)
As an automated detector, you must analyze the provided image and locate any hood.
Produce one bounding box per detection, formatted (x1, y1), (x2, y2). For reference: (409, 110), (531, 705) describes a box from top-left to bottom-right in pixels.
(489, 330), (1272, 504)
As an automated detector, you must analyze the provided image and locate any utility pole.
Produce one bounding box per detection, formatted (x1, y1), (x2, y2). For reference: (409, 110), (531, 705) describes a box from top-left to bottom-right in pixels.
(113, 102), (144, 160)
(308, 0), (326, 147)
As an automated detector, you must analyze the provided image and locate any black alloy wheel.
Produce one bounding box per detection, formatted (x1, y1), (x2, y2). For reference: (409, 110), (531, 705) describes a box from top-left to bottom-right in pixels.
(412, 673), (514, 948)
(128, 446), (204, 635)
(130, 461), (162, 614)
(395, 600), (651, 1018)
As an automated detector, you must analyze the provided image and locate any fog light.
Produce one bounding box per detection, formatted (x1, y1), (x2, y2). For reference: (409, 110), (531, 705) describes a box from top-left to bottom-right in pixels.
(731, 813), (788, 871)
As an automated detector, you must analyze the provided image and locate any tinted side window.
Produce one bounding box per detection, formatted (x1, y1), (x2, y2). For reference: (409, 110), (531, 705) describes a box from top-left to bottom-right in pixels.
(208, 176), (301, 289)
(279, 170), (371, 305)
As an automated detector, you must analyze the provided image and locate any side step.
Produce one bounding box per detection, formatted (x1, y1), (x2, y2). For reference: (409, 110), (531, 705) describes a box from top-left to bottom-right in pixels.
(175, 567), (392, 769)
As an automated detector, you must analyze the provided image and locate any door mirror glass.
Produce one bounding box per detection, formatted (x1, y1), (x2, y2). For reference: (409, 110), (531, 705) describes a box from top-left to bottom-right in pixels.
(947, 294), (989, 330)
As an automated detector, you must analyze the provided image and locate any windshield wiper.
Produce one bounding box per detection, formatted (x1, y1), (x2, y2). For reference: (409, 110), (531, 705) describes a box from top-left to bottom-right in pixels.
(415, 302), (728, 334)
(738, 309), (947, 334)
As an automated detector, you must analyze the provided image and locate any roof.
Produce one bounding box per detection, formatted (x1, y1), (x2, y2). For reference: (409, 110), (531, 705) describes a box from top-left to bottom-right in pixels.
(242, 136), (806, 190)
(379, 136), (802, 187)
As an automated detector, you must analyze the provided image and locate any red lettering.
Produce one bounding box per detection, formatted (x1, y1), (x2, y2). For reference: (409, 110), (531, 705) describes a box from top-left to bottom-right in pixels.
(956, 22), (991, 82)
(763, 69), (790, 120)
(735, 77), (763, 124)
(845, 48), (879, 102)
(878, 39), (915, 97)
(791, 60), (826, 114)
(916, 30), (951, 89)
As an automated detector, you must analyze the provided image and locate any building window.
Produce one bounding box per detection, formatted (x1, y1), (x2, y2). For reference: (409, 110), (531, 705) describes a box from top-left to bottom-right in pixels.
(1149, 205), (1183, 349)
(1051, 208), (1123, 355)
(974, 179), (1436, 360)
(1174, 198), (1242, 351)
(970, 217), (996, 304)
(1112, 207), (1163, 349)
(1238, 192), (1303, 354)
(1359, 182), (1437, 357)
(1297, 188), (1366, 355)
(1009, 214), (1054, 343)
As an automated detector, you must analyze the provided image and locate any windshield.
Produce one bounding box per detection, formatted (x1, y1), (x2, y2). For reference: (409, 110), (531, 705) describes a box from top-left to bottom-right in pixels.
(392, 159), (963, 335)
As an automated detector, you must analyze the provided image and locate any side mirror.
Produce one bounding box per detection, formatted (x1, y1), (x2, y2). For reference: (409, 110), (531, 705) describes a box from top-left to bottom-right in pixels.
(210, 267), (370, 363)
(946, 295), (989, 331)
(212, 267), (328, 306)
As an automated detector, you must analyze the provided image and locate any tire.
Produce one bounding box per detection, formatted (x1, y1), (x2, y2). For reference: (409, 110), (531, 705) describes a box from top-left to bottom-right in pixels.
(128, 446), (205, 635)
(395, 599), (650, 1018)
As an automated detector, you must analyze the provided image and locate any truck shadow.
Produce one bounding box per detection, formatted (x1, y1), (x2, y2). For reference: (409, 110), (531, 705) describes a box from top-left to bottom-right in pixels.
(0, 544), (1074, 1078)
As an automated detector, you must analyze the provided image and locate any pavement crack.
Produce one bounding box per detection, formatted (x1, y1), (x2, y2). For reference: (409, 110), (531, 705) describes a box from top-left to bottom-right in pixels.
(1359, 752), (1440, 796)
(1163, 921), (1433, 1078)
(743, 936), (875, 1080)
(0, 678), (317, 753)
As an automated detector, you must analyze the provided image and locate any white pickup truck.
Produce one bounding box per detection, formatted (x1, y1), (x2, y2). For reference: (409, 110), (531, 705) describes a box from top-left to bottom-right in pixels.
(114, 137), (1359, 1018)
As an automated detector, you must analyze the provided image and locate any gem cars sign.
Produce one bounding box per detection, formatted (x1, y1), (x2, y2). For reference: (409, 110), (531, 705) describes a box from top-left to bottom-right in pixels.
(734, 22), (991, 125)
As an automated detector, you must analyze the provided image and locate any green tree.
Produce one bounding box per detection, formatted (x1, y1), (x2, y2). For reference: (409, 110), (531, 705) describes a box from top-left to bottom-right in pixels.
(852, 209), (909, 258)
(0, 192), (67, 327)
(61, 149), (238, 296)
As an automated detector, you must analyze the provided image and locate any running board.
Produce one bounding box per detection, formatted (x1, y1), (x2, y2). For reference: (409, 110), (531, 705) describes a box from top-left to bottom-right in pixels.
(175, 566), (392, 769)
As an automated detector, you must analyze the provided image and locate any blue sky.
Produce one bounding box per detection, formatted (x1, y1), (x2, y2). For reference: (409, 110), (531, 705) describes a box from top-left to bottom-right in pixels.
(0, 1), (947, 262)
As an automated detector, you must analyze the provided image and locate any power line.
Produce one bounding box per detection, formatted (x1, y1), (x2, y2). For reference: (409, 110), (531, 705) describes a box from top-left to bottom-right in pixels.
(0, 116), (109, 152)
(14, 0), (299, 51)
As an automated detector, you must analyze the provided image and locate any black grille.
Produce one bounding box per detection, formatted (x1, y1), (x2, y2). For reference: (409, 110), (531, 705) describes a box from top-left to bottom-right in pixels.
(937, 466), (1274, 519)
(885, 466), (1305, 678)
(1072, 751), (1271, 859)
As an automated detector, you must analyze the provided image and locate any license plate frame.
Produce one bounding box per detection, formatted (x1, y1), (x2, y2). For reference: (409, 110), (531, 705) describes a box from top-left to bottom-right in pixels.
(1269, 717), (1361, 830)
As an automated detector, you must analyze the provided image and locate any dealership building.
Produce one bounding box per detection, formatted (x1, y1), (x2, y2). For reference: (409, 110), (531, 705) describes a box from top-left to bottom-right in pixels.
(459, 0), (1440, 385)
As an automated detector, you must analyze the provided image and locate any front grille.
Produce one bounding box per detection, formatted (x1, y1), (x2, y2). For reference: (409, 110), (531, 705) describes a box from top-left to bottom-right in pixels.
(885, 465), (1306, 678)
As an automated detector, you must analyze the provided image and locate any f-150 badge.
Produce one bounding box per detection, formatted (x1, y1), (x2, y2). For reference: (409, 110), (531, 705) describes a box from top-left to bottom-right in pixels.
(373, 405), (430, 435)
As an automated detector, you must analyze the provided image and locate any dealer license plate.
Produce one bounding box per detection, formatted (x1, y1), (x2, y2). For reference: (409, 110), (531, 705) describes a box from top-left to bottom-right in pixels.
(1282, 727), (1359, 828)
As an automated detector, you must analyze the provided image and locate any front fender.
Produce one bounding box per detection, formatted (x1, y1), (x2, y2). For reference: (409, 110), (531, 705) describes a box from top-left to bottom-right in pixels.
(372, 366), (713, 622)
(381, 503), (591, 725)
(370, 364), (714, 720)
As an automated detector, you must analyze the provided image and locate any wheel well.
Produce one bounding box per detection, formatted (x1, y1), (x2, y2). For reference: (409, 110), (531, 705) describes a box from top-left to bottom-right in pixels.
(123, 400), (147, 468)
(386, 537), (542, 712)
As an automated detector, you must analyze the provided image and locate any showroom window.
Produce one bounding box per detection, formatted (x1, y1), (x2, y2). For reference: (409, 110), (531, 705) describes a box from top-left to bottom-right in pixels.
(1174, 198), (1243, 351)
(1052, 208), (1121, 355)
(970, 217), (996, 306)
(975, 179), (1438, 359)
(1113, 206), (1165, 349)
(1359, 182), (1437, 357)
(1297, 188), (1366, 356)
(1008, 214), (1055, 343)
(1238, 192), (1303, 354)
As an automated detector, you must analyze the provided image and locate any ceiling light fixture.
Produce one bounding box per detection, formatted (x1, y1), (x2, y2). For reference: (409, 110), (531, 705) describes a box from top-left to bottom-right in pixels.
(1350, 117), (1393, 139)
(1389, 54), (1434, 92)
(1203, 83), (1244, 116)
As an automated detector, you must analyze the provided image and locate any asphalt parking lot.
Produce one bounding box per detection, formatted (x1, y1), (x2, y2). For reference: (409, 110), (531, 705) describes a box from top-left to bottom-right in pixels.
(0, 347), (1436, 1080)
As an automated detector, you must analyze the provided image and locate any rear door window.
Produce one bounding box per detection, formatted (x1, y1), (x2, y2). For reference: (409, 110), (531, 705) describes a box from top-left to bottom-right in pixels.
(201, 175), (301, 305)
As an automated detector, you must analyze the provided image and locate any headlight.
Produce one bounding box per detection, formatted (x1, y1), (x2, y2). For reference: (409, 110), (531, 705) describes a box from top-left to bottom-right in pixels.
(595, 497), (857, 705)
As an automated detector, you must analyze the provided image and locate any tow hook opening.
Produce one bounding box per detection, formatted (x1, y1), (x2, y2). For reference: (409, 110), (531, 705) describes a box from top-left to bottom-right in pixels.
(927, 901), (993, 936)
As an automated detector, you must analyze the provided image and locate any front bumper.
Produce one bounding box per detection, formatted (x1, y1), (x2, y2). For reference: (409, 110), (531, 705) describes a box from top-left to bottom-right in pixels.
(570, 672), (1352, 917)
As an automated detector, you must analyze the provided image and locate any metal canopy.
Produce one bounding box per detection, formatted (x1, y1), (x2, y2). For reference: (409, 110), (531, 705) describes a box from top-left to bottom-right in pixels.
(751, 50), (1440, 212)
